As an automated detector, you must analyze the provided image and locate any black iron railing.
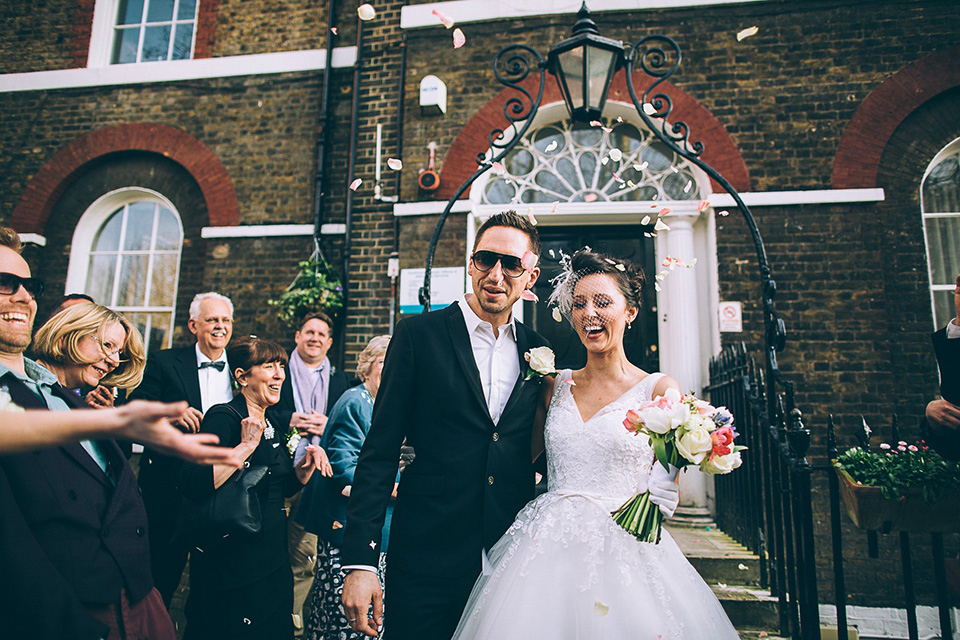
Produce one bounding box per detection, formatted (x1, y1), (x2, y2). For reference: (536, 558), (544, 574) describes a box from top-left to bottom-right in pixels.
(707, 342), (819, 639)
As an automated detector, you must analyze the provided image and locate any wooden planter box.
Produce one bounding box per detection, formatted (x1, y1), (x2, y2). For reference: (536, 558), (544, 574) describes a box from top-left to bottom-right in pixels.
(835, 467), (960, 533)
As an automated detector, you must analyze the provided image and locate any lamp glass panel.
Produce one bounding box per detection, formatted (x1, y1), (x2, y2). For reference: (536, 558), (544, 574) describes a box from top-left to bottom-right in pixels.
(586, 46), (615, 110)
(558, 47), (585, 110)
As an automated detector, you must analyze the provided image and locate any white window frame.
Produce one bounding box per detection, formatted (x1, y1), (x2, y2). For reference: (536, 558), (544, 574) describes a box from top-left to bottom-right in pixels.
(920, 137), (960, 330)
(88, 0), (199, 68)
(65, 187), (184, 350)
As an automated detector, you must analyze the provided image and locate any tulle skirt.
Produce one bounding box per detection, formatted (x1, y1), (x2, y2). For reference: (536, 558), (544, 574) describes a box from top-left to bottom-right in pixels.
(452, 491), (740, 640)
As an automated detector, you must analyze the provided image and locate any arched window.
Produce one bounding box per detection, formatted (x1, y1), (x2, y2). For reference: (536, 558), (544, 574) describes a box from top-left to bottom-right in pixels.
(921, 139), (960, 329)
(66, 188), (183, 354)
(481, 117), (702, 205)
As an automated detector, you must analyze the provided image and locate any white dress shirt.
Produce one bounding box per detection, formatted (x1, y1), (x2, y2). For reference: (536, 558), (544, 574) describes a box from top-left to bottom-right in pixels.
(458, 295), (520, 424)
(196, 344), (233, 413)
(947, 318), (960, 339)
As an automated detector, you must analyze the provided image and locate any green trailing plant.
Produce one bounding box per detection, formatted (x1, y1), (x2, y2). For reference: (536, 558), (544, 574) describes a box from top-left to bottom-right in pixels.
(834, 441), (960, 502)
(268, 258), (343, 328)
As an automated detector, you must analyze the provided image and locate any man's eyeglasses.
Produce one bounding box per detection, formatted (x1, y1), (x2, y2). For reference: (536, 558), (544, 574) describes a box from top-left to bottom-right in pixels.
(471, 250), (526, 278)
(0, 272), (44, 300)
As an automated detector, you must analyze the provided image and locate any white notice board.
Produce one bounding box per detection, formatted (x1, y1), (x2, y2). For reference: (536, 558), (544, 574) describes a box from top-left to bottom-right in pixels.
(399, 267), (465, 314)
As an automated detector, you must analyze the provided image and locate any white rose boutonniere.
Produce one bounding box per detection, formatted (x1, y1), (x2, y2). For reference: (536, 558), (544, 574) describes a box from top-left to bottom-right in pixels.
(286, 430), (302, 456)
(524, 346), (557, 380)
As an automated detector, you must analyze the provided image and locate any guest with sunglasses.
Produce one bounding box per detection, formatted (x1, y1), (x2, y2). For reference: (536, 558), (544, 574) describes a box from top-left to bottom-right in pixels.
(0, 227), (175, 640)
(341, 211), (549, 640)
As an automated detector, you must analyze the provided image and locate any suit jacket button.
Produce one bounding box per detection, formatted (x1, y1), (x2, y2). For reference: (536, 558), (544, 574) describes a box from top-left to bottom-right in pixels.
(487, 476), (494, 485)
(492, 432), (499, 442)
(67, 490), (79, 500)
(136, 526), (146, 537)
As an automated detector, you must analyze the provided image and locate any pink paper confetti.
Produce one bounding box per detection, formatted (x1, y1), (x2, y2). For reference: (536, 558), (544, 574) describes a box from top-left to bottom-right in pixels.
(737, 26), (759, 41)
(697, 200), (710, 211)
(521, 250), (537, 271)
(357, 4), (376, 21)
(527, 211), (538, 226)
(609, 148), (623, 162)
(564, 378), (576, 386)
(584, 193), (598, 203)
(520, 289), (539, 302)
(386, 158), (403, 170)
(349, 178), (362, 191)
(452, 28), (466, 49)
(551, 201), (560, 213)
(432, 8), (455, 28)
(491, 161), (506, 175)
(330, 27), (338, 35)
(659, 208), (671, 216)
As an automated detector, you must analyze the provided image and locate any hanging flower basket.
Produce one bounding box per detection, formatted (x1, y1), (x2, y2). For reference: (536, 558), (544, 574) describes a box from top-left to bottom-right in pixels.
(268, 259), (343, 328)
(834, 466), (960, 533)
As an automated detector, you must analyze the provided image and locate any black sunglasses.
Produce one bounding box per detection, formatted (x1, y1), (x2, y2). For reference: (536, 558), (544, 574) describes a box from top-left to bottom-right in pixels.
(0, 272), (45, 300)
(471, 250), (527, 278)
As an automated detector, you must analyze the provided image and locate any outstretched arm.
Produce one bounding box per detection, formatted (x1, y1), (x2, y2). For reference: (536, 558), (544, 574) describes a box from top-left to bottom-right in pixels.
(0, 400), (241, 466)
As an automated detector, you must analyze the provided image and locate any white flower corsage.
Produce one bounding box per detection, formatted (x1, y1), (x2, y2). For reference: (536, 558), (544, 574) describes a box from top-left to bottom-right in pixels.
(286, 430), (302, 455)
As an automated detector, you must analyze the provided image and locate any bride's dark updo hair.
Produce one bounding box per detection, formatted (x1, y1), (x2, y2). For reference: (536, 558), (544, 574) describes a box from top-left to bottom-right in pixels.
(569, 249), (647, 310)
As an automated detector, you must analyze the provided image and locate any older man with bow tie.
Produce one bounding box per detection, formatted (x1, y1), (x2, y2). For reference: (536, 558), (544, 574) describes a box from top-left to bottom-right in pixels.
(130, 292), (235, 607)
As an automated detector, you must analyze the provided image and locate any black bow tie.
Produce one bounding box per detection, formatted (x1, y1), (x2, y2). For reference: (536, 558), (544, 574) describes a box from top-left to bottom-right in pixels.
(199, 361), (226, 371)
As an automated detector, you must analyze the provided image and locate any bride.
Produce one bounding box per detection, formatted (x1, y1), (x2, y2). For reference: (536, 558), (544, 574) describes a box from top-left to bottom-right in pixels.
(452, 249), (740, 639)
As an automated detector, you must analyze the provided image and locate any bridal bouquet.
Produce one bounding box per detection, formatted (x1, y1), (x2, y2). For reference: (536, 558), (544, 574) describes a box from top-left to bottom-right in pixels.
(614, 388), (745, 543)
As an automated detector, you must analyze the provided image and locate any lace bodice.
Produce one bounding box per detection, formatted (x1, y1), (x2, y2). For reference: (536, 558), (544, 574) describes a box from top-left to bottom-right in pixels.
(544, 369), (661, 505)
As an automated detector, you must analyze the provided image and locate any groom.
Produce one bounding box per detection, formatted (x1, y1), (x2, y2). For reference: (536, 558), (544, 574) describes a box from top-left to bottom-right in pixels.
(342, 211), (548, 639)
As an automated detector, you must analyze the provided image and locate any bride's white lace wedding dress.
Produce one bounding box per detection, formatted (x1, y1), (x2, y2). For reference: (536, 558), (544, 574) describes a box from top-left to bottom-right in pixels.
(452, 370), (740, 639)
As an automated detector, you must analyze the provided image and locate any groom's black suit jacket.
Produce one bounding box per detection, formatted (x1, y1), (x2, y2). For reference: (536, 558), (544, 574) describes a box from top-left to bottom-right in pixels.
(342, 303), (548, 578)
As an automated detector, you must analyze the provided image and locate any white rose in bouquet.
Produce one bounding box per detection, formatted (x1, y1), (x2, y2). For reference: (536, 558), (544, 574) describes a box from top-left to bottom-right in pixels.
(700, 450), (743, 474)
(676, 424), (713, 465)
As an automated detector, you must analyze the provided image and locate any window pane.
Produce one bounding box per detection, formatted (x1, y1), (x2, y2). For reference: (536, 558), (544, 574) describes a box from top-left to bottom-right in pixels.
(155, 207), (181, 250)
(93, 210), (123, 252)
(172, 23), (194, 60)
(664, 170), (698, 200)
(933, 290), (956, 330)
(570, 121), (602, 148)
(117, 0), (145, 25)
(533, 126), (564, 155)
(146, 0), (175, 22)
(126, 311), (172, 355)
(534, 171), (571, 198)
(142, 25), (171, 62)
(611, 123), (643, 154)
(112, 27), (140, 64)
(118, 255), (149, 307)
(124, 202), (156, 251)
(923, 157), (959, 214)
(178, 0), (198, 20)
(150, 254), (178, 306)
(642, 142), (674, 173)
(925, 216), (960, 284)
(87, 255), (117, 304)
(484, 179), (515, 205)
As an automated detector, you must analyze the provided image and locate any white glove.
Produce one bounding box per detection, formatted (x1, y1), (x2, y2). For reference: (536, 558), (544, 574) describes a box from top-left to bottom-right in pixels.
(646, 462), (681, 518)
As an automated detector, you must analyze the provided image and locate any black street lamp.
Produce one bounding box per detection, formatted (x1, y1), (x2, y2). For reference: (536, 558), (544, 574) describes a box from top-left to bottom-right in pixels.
(546, 4), (624, 123)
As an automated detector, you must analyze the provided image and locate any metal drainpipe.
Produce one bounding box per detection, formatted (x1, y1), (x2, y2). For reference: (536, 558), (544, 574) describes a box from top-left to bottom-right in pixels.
(389, 32), (408, 334)
(339, 15), (364, 366)
(312, 0), (337, 242)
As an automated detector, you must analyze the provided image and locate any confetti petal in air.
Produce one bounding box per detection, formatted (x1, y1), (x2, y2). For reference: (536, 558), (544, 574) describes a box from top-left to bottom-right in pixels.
(552, 307), (563, 323)
(584, 193), (598, 203)
(551, 201), (560, 213)
(431, 8), (455, 28)
(683, 180), (693, 193)
(521, 251), (537, 271)
(332, 521), (343, 529)
(634, 162), (649, 171)
(589, 120), (612, 132)
(615, 263), (626, 271)
(331, 27), (338, 35)
(609, 148), (623, 162)
(548, 249), (556, 258)
(737, 26), (759, 41)
(642, 103), (657, 115)
(594, 600), (610, 617)
(719, 209), (730, 217)
(452, 28), (466, 49)
(654, 218), (670, 232)
(520, 289), (539, 302)
(357, 4), (376, 21)
(698, 200), (710, 211)
(544, 140), (559, 152)
(527, 211), (538, 226)
(659, 208), (671, 216)
(491, 161), (506, 175)
(641, 215), (651, 225)
(349, 178), (362, 191)
(386, 158), (403, 170)
(564, 378), (576, 386)
(600, 156), (609, 166)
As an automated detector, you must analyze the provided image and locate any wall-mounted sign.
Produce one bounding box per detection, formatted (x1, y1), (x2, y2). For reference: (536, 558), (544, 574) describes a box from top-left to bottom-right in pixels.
(718, 301), (743, 333)
(399, 267), (465, 314)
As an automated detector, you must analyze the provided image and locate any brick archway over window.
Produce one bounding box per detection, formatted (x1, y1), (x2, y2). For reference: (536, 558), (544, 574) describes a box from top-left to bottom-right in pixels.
(11, 123), (239, 233)
(436, 69), (751, 200)
(832, 46), (960, 189)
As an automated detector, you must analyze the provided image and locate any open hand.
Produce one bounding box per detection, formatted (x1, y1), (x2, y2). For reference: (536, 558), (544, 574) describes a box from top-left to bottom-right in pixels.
(295, 444), (332, 484)
(173, 406), (204, 433)
(343, 570), (383, 636)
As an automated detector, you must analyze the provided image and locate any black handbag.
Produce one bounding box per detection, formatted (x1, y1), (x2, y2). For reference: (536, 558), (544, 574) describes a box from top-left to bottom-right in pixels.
(176, 406), (269, 544)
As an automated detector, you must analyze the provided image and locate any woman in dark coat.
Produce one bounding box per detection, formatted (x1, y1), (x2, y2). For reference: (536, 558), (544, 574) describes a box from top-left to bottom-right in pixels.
(180, 337), (332, 640)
